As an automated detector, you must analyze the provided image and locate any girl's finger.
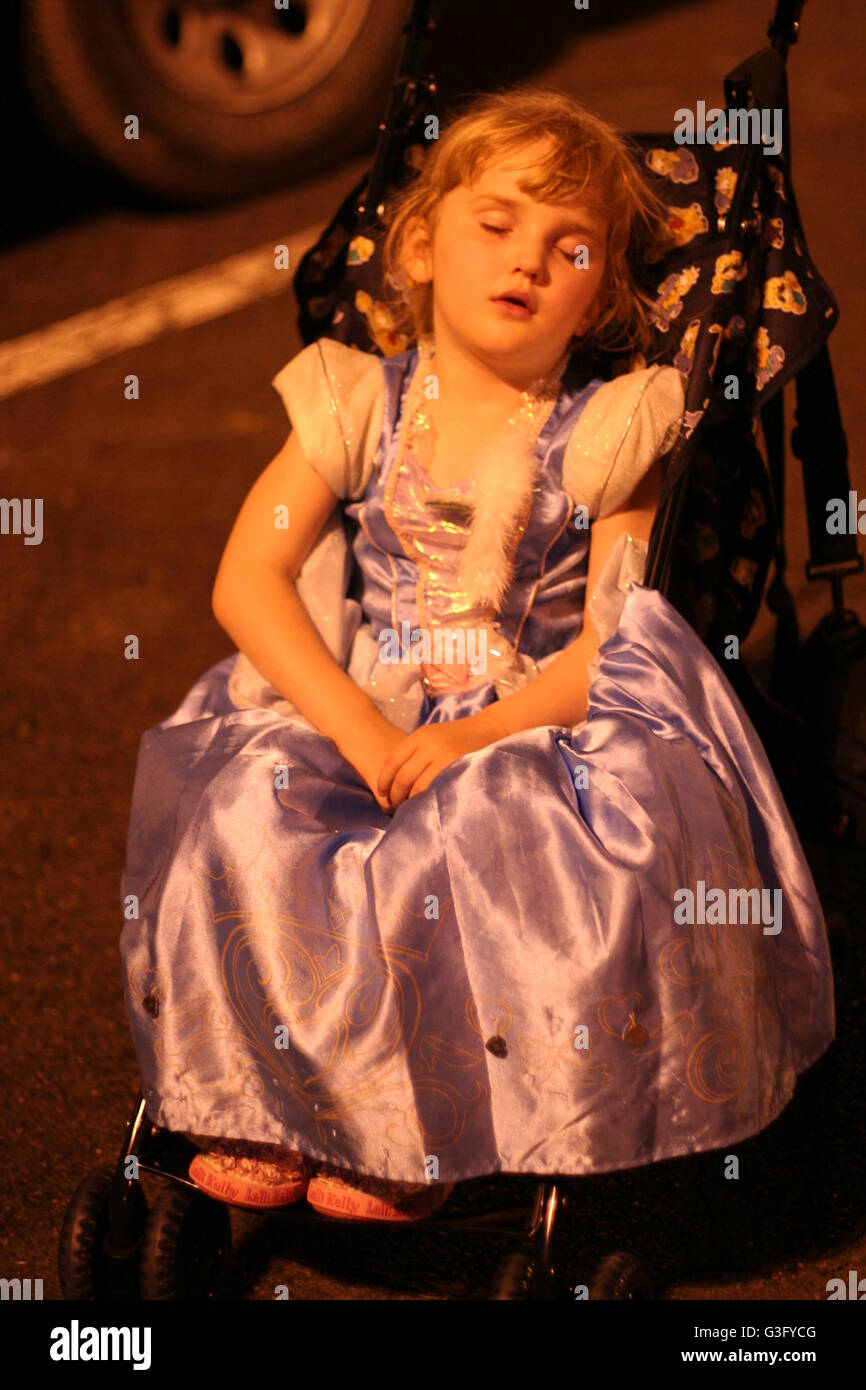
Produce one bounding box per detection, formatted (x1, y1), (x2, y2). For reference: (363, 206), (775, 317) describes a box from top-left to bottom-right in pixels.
(372, 784), (394, 814)
(408, 764), (440, 799)
(390, 750), (435, 807)
(377, 736), (418, 793)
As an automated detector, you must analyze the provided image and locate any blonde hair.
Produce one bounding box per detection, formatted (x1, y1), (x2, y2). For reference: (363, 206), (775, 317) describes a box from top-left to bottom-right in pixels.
(382, 84), (675, 363)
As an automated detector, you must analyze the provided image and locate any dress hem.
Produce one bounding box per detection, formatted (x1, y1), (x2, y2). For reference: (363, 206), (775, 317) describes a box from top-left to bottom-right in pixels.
(139, 1029), (834, 1185)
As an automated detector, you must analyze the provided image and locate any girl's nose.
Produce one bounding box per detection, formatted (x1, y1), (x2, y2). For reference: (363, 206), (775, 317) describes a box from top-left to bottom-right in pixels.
(512, 250), (541, 280)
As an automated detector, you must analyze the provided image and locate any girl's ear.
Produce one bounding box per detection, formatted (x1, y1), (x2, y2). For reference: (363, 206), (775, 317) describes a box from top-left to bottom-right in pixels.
(403, 215), (434, 285)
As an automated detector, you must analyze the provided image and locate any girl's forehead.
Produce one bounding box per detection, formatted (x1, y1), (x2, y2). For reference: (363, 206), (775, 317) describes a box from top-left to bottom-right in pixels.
(457, 145), (604, 214)
(482, 136), (555, 170)
(454, 155), (607, 233)
(469, 147), (550, 188)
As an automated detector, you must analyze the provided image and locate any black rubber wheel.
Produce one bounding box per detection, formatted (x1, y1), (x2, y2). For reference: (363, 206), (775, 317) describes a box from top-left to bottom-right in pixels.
(58, 1166), (148, 1300)
(490, 1250), (568, 1300)
(589, 1251), (654, 1300)
(491, 1251), (536, 1300)
(138, 1184), (232, 1299)
(20, 0), (407, 205)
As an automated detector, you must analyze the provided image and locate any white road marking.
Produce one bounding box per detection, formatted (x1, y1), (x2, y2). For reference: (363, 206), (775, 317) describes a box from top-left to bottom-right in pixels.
(0, 223), (326, 400)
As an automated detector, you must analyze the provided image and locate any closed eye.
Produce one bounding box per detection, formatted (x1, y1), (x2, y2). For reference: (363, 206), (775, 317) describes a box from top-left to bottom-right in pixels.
(482, 223), (581, 264)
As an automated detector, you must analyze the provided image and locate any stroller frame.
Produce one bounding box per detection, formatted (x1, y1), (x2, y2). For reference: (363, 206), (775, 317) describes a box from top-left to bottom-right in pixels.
(81, 1090), (576, 1299)
(59, 0), (849, 1301)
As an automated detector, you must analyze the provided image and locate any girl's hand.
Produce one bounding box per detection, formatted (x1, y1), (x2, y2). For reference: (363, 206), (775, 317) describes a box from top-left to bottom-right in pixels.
(336, 712), (407, 814)
(377, 717), (499, 809)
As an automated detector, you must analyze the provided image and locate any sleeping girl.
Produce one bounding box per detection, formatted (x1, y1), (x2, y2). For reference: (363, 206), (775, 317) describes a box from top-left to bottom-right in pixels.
(120, 85), (834, 1224)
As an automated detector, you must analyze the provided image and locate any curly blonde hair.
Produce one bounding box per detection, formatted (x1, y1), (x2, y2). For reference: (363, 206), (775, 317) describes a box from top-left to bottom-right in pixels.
(381, 84), (675, 362)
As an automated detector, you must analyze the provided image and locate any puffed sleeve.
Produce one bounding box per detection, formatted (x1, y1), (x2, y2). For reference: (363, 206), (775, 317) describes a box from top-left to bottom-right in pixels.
(562, 365), (686, 519)
(270, 338), (385, 500)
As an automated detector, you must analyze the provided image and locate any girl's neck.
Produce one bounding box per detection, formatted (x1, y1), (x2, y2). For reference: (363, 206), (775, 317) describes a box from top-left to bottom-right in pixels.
(420, 329), (569, 427)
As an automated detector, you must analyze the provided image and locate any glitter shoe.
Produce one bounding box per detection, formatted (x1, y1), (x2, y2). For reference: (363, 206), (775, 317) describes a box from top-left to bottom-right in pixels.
(188, 1139), (312, 1210)
(306, 1165), (455, 1222)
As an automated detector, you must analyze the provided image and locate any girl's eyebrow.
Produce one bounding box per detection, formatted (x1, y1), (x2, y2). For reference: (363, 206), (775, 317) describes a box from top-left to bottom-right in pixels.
(469, 193), (601, 238)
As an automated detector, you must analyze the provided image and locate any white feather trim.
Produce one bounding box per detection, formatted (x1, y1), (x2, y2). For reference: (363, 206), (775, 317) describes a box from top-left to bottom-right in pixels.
(413, 332), (566, 613)
(454, 423), (540, 611)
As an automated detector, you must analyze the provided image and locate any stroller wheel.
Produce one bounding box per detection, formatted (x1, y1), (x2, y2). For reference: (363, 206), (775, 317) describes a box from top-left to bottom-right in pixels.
(589, 1251), (654, 1300)
(58, 1166), (148, 1300)
(490, 1251), (568, 1300)
(491, 1251), (535, 1300)
(139, 1185), (231, 1300)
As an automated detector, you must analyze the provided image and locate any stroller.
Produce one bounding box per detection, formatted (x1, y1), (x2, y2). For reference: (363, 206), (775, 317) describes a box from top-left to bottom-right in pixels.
(58, 0), (859, 1301)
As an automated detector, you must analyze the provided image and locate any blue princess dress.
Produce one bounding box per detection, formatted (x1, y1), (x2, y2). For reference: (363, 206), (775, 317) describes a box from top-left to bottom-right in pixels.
(120, 335), (835, 1185)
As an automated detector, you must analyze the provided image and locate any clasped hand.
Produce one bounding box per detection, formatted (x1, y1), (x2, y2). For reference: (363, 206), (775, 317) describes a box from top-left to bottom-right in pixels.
(340, 707), (509, 814)
(377, 718), (494, 809)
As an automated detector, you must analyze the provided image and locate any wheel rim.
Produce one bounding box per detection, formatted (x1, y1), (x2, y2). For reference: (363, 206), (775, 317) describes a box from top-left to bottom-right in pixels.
(118, 0), (376, 113)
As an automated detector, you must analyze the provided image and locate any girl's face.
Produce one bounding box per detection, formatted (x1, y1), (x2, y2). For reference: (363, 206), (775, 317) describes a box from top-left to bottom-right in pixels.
(405, 140), (609, 381)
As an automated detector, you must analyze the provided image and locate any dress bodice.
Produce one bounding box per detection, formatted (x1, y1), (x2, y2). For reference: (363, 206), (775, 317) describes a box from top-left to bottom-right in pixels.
(342, 345), (603, 714)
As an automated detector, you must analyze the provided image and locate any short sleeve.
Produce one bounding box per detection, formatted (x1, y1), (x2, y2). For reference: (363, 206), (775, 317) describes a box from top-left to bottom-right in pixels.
(562, 365), (686, 520)
(270, 338), (385, 500)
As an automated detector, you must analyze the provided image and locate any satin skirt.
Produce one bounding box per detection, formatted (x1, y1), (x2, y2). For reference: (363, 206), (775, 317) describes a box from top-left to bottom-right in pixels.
(119, 585), (835, 1183)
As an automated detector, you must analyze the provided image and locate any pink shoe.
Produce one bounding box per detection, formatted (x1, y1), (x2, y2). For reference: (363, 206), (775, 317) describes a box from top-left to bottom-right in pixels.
(306, 1165), (455, 1222)
(189, 1139), (312, 1210)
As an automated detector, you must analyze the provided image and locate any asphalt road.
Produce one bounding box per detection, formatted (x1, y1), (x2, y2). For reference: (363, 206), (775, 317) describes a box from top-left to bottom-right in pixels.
(1, 0), (864, 1302)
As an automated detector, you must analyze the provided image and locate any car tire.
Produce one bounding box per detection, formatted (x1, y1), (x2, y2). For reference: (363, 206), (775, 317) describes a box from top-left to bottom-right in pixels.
(20, 0), (408, 205)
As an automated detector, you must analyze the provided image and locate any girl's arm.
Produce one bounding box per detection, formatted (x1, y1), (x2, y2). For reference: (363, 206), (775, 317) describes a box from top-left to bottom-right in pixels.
(472, 454), (666, 742)
(212, 430), (403, 807)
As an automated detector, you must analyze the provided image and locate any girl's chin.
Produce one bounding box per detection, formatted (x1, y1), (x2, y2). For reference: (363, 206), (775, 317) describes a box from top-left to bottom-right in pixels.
(446, 319), (567, 369)
(470, 328), (555, 363)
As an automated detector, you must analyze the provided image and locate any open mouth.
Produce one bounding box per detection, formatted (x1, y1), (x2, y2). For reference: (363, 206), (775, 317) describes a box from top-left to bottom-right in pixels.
(492, 294), (534, 315)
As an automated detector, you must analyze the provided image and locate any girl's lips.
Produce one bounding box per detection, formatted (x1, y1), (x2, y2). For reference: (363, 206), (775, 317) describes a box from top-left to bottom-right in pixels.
(492, 297), (533, 318)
